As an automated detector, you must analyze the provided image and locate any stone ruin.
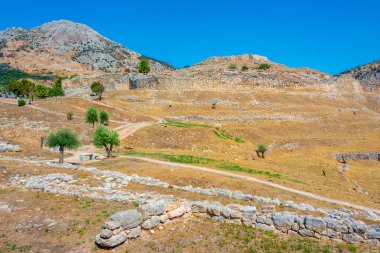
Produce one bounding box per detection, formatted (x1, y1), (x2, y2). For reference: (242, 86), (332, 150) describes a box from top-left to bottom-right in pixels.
(95, 200), (380, 248)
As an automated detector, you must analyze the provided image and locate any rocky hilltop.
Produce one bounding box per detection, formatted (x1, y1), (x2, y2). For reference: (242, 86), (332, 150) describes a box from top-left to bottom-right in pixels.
(0, 20), (174, 76)
(64, 54), (337, 92)
(340, 60), (380, 91)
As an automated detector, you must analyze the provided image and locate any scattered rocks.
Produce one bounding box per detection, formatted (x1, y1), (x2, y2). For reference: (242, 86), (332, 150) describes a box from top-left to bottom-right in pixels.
(0, 141), (21, 152)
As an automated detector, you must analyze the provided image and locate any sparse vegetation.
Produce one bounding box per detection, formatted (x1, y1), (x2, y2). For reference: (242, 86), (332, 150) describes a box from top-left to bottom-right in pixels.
(162, 121), (213, 128)
(86, 107), (98, 127)
(66, 112), (74, 121)
(45, 128), (80, 163)
(93, 124), (120, 157)
(241, 65), (249, 71)
(258, 63), (271, 70)
(213, 129), (244, 143)
(228, 64), (237, 70)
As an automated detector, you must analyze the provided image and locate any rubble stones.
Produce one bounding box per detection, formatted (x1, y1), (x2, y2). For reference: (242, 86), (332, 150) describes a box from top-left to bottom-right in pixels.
(141, 216), (161, 230)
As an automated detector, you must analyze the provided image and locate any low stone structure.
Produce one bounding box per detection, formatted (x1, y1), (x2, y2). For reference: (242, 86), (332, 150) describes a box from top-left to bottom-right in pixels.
(95, 200), (380, 248)
(336, 153), (380, 162)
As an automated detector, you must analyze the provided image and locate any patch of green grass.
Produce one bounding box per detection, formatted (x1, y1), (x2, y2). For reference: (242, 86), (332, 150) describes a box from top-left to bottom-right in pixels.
(163, 120), (214, 128)
(125, 151), (216, 165)
(218, 164), (281, 178)
(163, 121), (244, 143)
(213, 129), (244, 143)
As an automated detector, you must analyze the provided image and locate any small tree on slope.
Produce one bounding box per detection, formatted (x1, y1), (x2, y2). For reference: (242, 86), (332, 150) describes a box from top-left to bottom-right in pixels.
(91, 82), (105, 101)
(45, 128), (80, 163)
(138, 58), (151, 74)
(86, 107), (98, 127)
(92, 124), (120, 158)
(99, 110), (109, 125)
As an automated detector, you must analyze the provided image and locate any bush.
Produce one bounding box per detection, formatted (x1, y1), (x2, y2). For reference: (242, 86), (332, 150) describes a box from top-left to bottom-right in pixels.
(99, 110), (109, 125)
(7, 79), (35, 97)
(257, 144), (268, 158)
(228, 64), (237, 70)
(258, 63), (271, 70)
(35, 84), (49, 98)
(18, 99), (26, 106)
(67, 112), (73, 121)
(241, 65), (249, 71)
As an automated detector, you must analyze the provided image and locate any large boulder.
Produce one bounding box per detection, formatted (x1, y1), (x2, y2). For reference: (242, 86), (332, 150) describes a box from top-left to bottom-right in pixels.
(272, 212), (298, 230)
(304, 217), (326, 233)
(138, 201), (165, 220)
(95, 231), (127, 248)
(110, 210), (142, 229)
(167, 206), (186, 219)
(342, 233), (363, 244)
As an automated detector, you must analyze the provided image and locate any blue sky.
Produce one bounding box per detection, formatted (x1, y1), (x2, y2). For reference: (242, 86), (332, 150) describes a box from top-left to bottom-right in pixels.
(1, 0), (379, 74)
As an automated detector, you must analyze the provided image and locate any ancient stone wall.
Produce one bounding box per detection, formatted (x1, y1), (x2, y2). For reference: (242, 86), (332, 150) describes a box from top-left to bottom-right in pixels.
(95, 200), (380, 248)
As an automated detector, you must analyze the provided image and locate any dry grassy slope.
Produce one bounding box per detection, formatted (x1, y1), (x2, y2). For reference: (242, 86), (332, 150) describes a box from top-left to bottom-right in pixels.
(105, 88), (380, 209)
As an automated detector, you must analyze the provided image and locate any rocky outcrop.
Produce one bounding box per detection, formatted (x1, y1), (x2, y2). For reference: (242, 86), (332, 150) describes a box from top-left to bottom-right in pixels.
(339, 60), (380, 91)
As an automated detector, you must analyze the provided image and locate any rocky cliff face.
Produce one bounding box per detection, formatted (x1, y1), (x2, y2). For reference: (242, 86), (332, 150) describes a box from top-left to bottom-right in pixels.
(0, 20), (174, 76)
(340, 60), (380, 91)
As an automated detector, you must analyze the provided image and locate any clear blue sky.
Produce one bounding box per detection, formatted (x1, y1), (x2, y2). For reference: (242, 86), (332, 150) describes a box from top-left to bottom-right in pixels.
(1, 0), (379, 74)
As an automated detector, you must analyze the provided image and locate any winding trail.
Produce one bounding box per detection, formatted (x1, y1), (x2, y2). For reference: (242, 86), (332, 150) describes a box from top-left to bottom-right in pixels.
(119, 155), (380, 215)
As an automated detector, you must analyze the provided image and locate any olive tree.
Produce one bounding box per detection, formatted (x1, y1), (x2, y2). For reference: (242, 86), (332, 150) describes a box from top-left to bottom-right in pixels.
(91, 82), (105, 100)
(86, 107), (98, 127)
(99, 110), (109, 125)
(92, 125), (120, 158)
(45, 128), (80, 163)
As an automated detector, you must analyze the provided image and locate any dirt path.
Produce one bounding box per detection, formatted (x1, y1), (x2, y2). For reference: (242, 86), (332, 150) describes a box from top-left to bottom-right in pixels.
(121, 155), (380, 215)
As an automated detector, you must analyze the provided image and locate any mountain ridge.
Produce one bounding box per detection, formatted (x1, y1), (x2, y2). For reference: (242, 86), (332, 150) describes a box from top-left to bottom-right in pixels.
(0, 20), (174, 75)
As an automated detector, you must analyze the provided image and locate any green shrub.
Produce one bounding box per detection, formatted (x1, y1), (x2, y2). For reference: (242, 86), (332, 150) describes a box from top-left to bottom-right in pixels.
(258, 63), (271, 70)
(18, 99), (26, 106)
(257, 144), (268, 158)
(67, 112), (73, 121)
(241, 65), (249, 71)
(35, 84), (49, 98)
(228, 64), (237, 70)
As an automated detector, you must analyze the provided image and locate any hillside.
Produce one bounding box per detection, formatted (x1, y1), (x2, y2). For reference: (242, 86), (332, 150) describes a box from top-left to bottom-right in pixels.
(0, 20), (174, 76)
(340, 60), (380, 91)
